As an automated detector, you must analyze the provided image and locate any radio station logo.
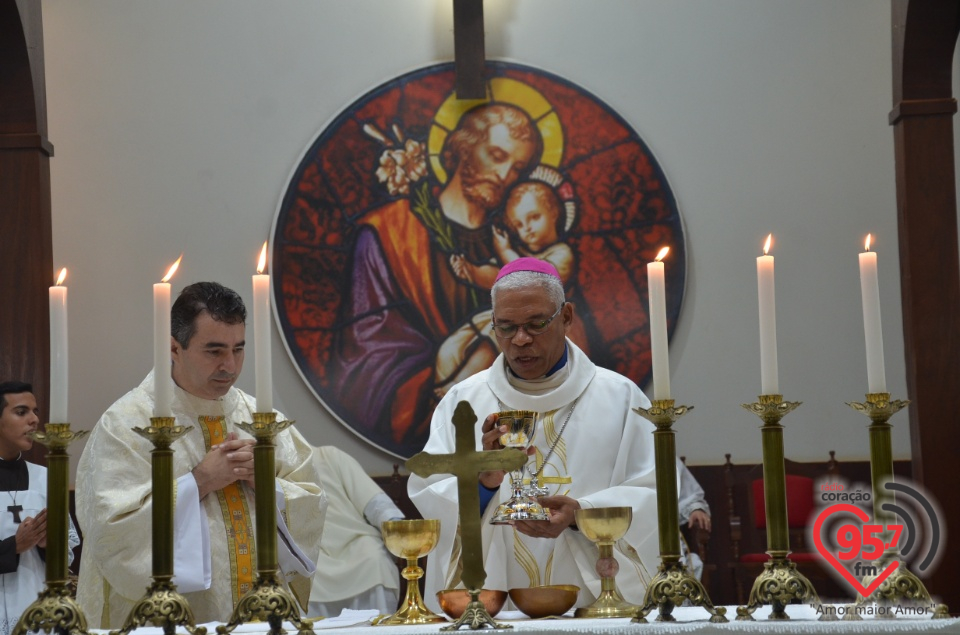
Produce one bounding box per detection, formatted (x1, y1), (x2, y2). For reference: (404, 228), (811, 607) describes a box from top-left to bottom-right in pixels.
(812, 479), (944, 598)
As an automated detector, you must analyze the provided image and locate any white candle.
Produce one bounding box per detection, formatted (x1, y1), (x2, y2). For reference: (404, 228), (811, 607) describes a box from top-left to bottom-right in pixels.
(49, 268), (68, 422)
(154, 256), (181, 417)
(647, 247), (670, 400)
(253, 242), (273, 413)
(859, 234), (886, 393)
(757, 234), (779, 395)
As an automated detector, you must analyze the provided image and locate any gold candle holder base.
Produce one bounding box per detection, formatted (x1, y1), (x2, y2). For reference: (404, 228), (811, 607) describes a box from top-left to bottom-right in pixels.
(378, 519), (446, 626)
(839, 553), (950, 621)
(632, 400), (727, 624)
(217, 572), (310, 635)
(841, 393), (950, 620)
(217, 413), (313, 635)
(112, 418), (205, 635)
(13, 583), (90, 635)
(735, 396), (832, 622)
(110, 579), (207, 635)
(440, 589), (508, 631)
(735, 553), (831, 621)
(14, 423), (91, 635)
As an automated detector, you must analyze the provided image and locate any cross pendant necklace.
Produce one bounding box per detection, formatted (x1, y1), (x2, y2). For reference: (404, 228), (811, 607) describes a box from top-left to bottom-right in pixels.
(7, 490), (23, 523)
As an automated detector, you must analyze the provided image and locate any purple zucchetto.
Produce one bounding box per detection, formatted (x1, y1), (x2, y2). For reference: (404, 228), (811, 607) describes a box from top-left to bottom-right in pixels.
(494, 257), (562, 283)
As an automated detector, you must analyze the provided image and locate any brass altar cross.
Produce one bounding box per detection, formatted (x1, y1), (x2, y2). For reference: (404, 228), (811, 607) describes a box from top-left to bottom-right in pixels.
(406, 401), (526, 630)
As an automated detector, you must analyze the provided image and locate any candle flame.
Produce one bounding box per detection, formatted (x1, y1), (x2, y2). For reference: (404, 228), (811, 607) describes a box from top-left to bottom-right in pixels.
(55, 268), (67, 286)
(864, 234), (872, 251)
(763, 234), (773, 255)
(257, 241), (268, 274)
(654, 247), (670, 262)
(161, 255), (182, 283)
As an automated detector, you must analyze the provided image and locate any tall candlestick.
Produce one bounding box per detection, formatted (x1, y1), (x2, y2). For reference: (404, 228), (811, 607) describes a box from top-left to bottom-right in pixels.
(757, 234), (779, 395)
(49, 268), (68, 422)
(254, 242), (273, 413)
(647, 247), (670, 400)
(154, 256), (181, 417)
(859, 234), (886, 393)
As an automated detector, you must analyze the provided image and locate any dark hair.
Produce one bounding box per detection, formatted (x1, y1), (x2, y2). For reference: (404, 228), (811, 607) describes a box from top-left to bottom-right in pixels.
(171, 282), (246, 348)
(0, 381), (33, 415)
(440, 103), (543, 176)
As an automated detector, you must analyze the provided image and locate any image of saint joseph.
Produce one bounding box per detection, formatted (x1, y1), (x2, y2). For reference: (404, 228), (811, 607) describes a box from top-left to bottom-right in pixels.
(333, 103), (543, 456)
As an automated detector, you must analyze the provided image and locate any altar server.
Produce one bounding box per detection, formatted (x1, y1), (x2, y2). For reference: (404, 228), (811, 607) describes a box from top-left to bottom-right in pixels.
(1, 381), (80, 635)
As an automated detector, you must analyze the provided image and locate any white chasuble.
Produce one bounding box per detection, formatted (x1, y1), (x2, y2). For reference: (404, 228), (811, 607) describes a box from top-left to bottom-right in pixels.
(408, 340), (660, 612)
(75, 373), (326, 628)
(308, 446), (402, 616)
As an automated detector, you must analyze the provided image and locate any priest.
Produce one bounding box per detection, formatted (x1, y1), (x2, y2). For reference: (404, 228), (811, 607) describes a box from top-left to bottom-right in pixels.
(408, 259), (660, 611)
(75, 282), (327, 627)
(0, 381), (80, 635)
(307, 445), (404, 617)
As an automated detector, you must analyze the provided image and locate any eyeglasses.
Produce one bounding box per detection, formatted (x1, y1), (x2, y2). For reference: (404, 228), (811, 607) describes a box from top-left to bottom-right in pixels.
(492, 303), (565, 339)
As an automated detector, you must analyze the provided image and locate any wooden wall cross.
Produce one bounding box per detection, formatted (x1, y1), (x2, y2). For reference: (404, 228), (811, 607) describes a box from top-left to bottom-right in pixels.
(453, 0), (486, 99)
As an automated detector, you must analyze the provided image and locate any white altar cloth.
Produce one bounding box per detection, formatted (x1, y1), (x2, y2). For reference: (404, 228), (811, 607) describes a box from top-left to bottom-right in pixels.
(87, 605), (959, 635)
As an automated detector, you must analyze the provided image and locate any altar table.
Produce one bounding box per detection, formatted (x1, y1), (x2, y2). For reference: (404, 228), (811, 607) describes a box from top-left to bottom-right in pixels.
(91, 605), (960, 635)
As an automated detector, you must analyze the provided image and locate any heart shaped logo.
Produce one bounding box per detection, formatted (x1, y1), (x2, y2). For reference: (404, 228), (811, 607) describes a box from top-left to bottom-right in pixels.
(813, 503), (899, 597)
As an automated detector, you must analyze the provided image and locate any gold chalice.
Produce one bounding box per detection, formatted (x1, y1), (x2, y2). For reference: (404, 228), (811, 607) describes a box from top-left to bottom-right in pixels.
(378, 519), (446, 625)
(491, 410), (549, 524)
(574, 506), (641, 618)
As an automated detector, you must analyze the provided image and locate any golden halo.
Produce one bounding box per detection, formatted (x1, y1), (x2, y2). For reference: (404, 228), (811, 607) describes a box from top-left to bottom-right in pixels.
(428, 77), (564, 184)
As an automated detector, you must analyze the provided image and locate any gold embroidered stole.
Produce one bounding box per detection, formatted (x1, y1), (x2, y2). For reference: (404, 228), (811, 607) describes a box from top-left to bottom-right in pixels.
(515, 407), (572, 587)
(198, 415), (255, 604)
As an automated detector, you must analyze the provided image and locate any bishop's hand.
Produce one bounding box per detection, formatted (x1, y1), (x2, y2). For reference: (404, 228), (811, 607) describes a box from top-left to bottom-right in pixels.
(478, 412), (535, 489)
(513, 495), (580, 539)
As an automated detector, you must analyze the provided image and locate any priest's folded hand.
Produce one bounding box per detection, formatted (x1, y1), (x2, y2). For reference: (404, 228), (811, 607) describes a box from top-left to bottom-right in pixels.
(192, 432), (256, 497)
(513, 495), (581, 539)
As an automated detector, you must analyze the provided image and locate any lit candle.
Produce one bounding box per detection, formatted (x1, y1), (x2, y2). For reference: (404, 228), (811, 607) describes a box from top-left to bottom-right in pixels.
(154, 256), (181, 417)
(253, 241), (273, 413)
(859, 234), (886, 393)
(647, 247), (671, 400)
(757, 234), (779, 395)
(49, 268), (68, 422)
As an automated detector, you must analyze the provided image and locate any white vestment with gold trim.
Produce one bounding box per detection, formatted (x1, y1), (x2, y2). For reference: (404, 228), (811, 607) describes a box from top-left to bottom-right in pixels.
(408, 340), (660, 612)
(76, 373), (326, 627)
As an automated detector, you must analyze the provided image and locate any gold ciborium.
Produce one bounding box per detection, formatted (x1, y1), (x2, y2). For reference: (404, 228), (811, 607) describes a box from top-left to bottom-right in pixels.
(378, 519), (447, 625)
(573, 506), (640, 618)
(491, 410), (549, 524)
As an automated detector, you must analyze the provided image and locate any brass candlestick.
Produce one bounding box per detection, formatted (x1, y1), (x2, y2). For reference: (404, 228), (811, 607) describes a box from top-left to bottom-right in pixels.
(735, 395), (831, 621)
(632, 400), (727, 624)
(843, 393), (949, 620)
(13, 423), (91, 635)
(217, 412), (313, 635)
(406, 401), (527, 631)
(378, 519), (446, 625)
(110, 418), (206, 635)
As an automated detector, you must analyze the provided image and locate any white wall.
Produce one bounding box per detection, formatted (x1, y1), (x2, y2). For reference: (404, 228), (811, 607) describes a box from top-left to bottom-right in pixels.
(41, 0), (908, 479)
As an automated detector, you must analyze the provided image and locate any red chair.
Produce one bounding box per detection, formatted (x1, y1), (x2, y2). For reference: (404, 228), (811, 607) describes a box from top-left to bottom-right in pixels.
(725, 453), (850, 604)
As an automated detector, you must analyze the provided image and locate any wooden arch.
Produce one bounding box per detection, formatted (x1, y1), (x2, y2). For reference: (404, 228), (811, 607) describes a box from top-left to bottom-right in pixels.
(0, 0), (54, 463)
(891, 0), (960, 612)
